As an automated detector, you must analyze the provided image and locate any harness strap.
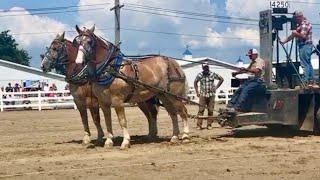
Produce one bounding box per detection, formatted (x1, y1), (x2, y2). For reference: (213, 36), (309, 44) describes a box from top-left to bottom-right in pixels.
(166, 60), (186, 92)
(65, 65), (89, 85)
(124, 61), (139, 102)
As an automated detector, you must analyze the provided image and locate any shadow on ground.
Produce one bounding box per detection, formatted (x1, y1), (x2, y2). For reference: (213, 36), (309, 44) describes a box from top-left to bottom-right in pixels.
(219, 126), (314, 138)
(55, 135), (171, 147)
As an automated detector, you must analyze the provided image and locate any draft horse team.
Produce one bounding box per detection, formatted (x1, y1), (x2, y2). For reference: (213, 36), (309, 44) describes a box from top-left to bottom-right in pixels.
(41, 25), (191, 149)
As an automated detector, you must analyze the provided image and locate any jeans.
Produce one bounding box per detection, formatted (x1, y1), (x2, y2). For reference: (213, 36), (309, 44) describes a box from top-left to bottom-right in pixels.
(299, 43), (314, 82)
(197, 96), (215, 127)
(228, 79), (266, 112)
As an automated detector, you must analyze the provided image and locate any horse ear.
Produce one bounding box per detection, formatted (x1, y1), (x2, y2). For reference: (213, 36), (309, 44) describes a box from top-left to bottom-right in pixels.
(59, 31), (65, 41)
(75, 25), (82, 34)
(89, 24), (95, 33)
(55, 33), (60, 39)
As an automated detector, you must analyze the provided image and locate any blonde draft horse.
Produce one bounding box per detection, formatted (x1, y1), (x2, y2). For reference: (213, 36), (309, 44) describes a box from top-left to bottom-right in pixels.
(74, 25), (190, 149)
(41, 32), (160, 147)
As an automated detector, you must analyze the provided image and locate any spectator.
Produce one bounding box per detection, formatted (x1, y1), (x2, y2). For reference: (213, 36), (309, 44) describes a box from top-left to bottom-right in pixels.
(13, 83), (21, 92)
(5, 83), (13, 93)
(48, 87), (56, 104)
(22, 87), (31, 108)
(13, 83), (22, 99)
(51, 83), (57, 91)
(1, 86), (6, 101)
(43, 83), (50, 97)
(64, 83), (71, 96)
(43, 83), (49, 92)
(5, 83), (15, 105)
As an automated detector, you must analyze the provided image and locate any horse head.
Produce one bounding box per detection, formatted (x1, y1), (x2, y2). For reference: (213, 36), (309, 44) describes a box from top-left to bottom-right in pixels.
(73, 25), (118, 65)
(41, 32), (69, 74)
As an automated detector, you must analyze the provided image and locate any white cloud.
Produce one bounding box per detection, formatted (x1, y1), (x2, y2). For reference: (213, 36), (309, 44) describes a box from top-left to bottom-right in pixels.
(0, 7), (70, 48)
(226, 0), (268, 17)
(182, 27), (259, 49)
(78, 0), (216, 49)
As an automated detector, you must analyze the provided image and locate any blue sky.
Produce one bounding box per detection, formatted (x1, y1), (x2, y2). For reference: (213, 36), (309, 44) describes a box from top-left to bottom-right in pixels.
(0, 0), (319, 67)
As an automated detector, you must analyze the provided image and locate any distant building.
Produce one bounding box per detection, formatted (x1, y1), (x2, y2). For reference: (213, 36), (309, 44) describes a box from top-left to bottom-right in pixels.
(236, 56), (244, 67)
(182, 45), (193, 60)
(0, 59), (67, 90)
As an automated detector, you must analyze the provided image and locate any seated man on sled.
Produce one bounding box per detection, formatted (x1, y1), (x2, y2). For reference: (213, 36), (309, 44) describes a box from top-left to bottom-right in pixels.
(227, 48), (266, 112)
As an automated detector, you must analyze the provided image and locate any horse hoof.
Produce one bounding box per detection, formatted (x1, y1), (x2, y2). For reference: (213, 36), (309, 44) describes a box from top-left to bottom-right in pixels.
(95, 138), (105, 147)
(120, 143), (131, 150)
(182, 134), (190, 143)
(120, 138), (130, 150)
(182, 138), (190, 143)
(82, 139), (91, 146)
(104, 139), (114, 149)
(170, 136), (179, 143)
(82, 133), (91, 145)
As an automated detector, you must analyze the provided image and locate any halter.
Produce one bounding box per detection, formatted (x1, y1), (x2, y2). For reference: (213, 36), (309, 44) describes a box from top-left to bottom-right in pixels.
(43, 40), (69, 74)
(73, 31), (118, 65)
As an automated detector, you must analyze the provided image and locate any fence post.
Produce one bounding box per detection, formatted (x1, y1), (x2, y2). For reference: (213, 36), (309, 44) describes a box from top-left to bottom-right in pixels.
(225, 90), (229, 104)
(38, 90), (42, 111)
(0, 90), (3, 112)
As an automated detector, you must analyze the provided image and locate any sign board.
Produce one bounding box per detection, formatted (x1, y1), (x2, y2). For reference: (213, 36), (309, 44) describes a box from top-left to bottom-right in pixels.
(269, 0), (290, 9)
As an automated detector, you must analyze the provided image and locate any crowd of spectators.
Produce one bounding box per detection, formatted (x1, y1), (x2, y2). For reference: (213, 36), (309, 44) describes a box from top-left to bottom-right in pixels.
(0, 82), (70, 106)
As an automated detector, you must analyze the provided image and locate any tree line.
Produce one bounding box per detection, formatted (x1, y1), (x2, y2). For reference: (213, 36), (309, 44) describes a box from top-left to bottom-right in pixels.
(0, 30), (31, 66)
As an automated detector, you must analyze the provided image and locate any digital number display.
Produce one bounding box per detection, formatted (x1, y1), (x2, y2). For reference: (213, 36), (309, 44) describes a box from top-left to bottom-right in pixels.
(270, 0), (290, 8)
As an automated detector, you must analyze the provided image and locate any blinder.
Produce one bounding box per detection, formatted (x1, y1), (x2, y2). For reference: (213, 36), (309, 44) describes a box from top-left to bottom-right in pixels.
(42, 40), (68, 74)
(72, 33), (97, 62)
(72, 36), (81, 47)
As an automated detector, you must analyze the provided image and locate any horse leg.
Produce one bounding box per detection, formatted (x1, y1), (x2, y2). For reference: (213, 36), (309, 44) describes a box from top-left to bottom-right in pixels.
(114, 106), (131, 149)
(174, 101), (190, 142)
(75, 101), (91, 145)
(137, 99), (158, 138)
(156, 95), (180, 143)
(100, 104), (114, 148)
(88, 102), (104, 146)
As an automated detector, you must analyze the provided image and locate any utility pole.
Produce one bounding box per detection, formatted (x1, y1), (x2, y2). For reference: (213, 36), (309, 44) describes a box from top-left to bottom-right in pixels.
(110, 0), (123, 47)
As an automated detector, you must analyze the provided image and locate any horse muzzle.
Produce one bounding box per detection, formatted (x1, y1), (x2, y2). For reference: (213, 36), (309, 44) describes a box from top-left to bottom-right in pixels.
(41, 57), (53, 73)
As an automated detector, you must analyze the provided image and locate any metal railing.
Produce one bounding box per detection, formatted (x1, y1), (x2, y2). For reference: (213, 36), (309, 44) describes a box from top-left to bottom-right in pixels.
(0, 90), (76, 112)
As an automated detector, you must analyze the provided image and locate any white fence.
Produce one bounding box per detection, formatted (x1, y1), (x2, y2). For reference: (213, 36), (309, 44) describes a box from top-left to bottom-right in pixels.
(0, 88), (238, 112)
(0, 90), (76, 112)
(187, 87), (237, 104)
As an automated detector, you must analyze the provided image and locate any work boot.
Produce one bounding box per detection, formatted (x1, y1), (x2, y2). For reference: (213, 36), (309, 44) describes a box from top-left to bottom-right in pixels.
(312, 83), (320, 89)
(226, 107), (236, 113)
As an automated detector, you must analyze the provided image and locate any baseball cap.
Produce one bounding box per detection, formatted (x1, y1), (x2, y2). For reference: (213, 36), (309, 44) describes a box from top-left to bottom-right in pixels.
(246, 48), (258, 56)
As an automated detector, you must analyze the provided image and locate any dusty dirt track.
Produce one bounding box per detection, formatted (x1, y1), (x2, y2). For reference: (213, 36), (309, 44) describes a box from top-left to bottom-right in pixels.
(0, 105), (320, 180)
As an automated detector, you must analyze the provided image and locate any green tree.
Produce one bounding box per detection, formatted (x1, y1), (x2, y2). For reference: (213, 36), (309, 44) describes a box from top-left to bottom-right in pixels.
(0, 30), (31, 66)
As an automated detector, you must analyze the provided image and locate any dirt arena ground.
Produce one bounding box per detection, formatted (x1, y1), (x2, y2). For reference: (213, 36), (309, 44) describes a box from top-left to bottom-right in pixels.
(0, 105), (320, 180)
